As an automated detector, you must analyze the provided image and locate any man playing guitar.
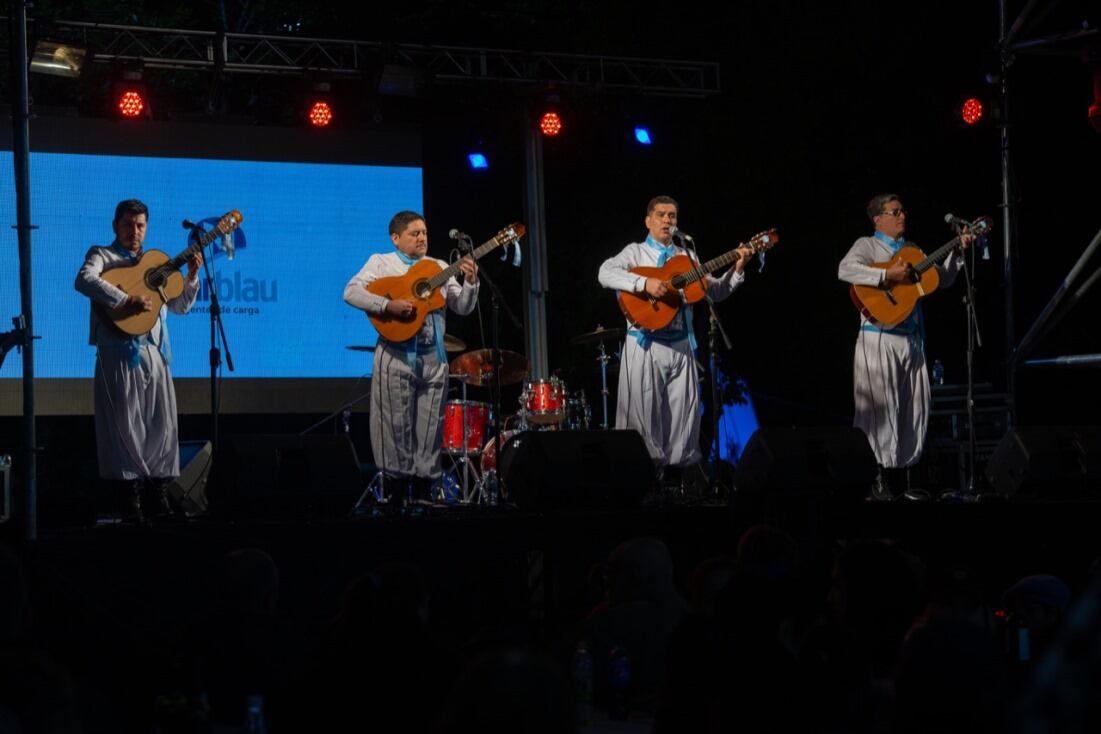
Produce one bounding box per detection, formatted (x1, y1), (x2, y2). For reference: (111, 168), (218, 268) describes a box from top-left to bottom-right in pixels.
(343, 210), (478, 505)
(74, 199), (203, 522)
(838, 193), (971, 500)
(598, 195), (751, 485)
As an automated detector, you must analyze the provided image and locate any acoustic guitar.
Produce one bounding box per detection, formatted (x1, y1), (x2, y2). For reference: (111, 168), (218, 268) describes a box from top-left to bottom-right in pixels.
(99, 210), (243, 336)
(367, 223), (525, 342)
(616, 229), (779, 331)
(849, 216), (992, 328)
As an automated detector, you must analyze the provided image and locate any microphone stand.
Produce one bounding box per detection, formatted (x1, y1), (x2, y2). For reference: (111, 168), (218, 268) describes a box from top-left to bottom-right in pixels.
(458, 236), (521, 505)
(942, 225), (984, 502)
(190, 222), (235, 462)
(679, 233), (734, 500)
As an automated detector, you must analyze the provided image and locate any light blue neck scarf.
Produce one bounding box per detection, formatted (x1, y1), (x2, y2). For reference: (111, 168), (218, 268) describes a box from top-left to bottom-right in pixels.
(873, 230), (906, 252)
(645, 235), (677, 266)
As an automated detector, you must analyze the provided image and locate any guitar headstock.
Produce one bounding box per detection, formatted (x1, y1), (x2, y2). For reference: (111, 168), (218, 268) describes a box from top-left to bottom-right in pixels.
(968, 216), (993, 236)
(746, 228), (779, 254)
(215, 210), (244, 236)
(494, 222), (526, 246)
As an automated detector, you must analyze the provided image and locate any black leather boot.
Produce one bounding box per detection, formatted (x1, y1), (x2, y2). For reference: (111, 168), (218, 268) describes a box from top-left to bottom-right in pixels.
(121, 479), (144, 523)
(146, 478), (174, 519)
(867, 467), (895, 502)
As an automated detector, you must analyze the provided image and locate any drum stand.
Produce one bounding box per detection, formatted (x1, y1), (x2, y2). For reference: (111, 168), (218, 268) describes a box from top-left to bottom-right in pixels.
(596, 339), (613, 430)
(438, 376), (482, 504)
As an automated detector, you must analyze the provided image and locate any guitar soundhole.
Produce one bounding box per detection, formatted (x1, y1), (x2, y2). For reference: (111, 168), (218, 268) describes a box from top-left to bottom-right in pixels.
(145, 268), (164, 290)
(413, 280), (431, 299)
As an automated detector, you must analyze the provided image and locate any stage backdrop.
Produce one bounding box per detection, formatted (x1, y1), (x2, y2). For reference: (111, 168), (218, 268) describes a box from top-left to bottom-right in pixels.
(1, 118), (423, 414)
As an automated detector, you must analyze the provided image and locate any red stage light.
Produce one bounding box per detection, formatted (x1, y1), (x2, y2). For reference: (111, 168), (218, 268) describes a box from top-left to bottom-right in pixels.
(117, 90), (145, 119)
(961, 97), (984, 125)
(308, 101), (333, 128)
(539, 111), (563, 137)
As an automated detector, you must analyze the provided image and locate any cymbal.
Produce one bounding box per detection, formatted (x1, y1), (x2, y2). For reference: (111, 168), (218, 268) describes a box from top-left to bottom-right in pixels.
(346, 345), (377, 352)
(444, 334), (467, 353)
(571, 325), (625, 345)
(449, 349), (530, 387)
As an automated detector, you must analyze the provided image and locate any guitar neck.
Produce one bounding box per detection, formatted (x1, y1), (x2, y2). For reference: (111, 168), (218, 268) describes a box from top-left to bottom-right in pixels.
(165, 228), (221, 273)
(425, 236), (503, 290)
(670, 245), (746, 288)
(914, 237), (963, 274)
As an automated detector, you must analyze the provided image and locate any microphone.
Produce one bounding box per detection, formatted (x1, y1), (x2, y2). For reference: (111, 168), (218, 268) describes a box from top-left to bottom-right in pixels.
(944, 213), (969, 230)
(181, 219), (201, 230)
(669, 226), (694, 242)
(945, 213), (989, 260)
(449, 228), (474, 253)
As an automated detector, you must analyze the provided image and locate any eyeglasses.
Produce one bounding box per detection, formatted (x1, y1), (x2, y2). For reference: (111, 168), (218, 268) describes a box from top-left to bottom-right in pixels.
(880, 208), (906, 217)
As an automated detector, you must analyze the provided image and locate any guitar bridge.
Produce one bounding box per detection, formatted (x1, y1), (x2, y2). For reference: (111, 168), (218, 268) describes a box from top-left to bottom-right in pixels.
(884, 288), (897, 305)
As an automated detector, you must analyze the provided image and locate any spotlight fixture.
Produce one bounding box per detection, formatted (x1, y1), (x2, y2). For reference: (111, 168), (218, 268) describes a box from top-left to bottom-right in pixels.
(308, 100), (333, 127)
(113, 64), (149, 119)
(29, 40), (88, 78)
(960, 97), (984, 126)
(306, 80), (334, 128)
(467, 153), (489, 170)
(633, 126), (653, 145)
(539, 111), (563, 137)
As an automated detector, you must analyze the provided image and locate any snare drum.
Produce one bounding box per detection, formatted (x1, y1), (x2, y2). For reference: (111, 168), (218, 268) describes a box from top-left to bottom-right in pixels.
(522, 378), (566, 425)
(480, 430), (519, 474)
(442, 400), (490, 454)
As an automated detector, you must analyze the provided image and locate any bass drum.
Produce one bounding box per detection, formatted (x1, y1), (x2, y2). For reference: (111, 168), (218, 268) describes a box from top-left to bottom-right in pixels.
(480, 430), (520, 475)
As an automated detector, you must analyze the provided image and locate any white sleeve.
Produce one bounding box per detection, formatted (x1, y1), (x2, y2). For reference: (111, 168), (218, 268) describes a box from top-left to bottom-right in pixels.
(707, 267), (746, 301)
(74, 246), (130, 309)
(167, 275), (200, 314)
(838, 239), (886, 287)
(598, 245), (647, 293)
(343, 256), (391, 316)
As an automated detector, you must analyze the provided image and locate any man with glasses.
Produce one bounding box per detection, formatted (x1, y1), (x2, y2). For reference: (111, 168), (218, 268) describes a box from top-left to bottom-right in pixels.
(838, 194), (969, 500)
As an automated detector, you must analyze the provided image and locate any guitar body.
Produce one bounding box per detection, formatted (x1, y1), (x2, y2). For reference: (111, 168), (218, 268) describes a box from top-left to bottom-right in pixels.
(99, 249), (185, 336)
(849, 246), (941, 328)
(617, 255), (709, 330)
(367, 258), (449, 342)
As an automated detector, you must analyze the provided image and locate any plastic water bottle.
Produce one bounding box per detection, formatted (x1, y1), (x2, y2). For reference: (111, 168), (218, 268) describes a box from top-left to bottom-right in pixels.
(571, 641), (594, 725)
(483, 470), (499, 506)
(932, 359), (945, 386)
(244, 694), (267, 734)
(608, 646), (631, 721)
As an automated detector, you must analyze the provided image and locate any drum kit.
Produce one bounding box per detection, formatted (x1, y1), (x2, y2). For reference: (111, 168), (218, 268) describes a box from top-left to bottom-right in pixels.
(435, 324), (625, 506)
(346, 325), (625, 508)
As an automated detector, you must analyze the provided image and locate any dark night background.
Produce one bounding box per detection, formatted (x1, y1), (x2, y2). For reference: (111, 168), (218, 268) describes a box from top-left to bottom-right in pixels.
(4, 6), (1101, 732)
(5, 0), (1100, 433)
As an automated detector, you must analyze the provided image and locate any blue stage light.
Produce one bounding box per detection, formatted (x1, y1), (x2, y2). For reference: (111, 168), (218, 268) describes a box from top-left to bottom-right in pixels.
(633, 127), (653, 145)
(467, 153), (489, 170)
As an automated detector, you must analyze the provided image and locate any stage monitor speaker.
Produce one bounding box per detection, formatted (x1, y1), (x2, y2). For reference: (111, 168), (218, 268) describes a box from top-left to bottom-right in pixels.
(986, 426), (1101, 498)
(497, 430), (654, 510)
(212, 434), (364, 519)
(166, 440), (212, 515)
(734, 426), (877, 503)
